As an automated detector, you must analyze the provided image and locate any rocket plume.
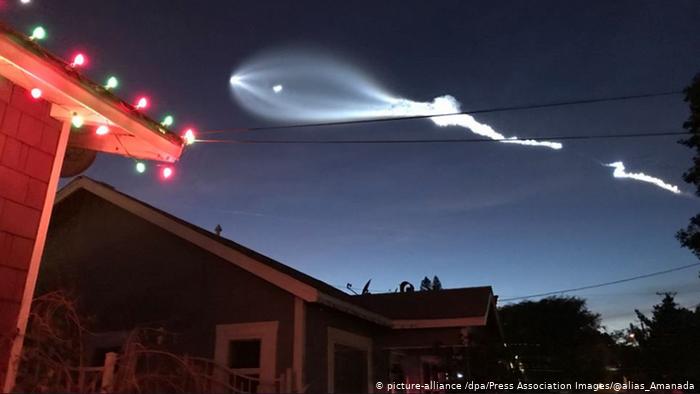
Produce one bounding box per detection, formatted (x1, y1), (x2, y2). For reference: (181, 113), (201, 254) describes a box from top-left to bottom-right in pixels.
(228, 49), (682, 197)
(229, 50), (562, 150)
(605, 161), (681, 194)
(385, 96), (562, 149)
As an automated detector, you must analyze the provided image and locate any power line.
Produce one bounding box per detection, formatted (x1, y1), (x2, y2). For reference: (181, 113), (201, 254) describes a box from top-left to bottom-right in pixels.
(499, 262), (700, 302)
(196, 130), (690, 145)
(204, 90), (683, 134)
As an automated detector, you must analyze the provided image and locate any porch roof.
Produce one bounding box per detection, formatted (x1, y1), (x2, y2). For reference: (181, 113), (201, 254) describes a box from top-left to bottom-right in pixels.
(351, 286), (493, 320)
(0, 22), (183, 162)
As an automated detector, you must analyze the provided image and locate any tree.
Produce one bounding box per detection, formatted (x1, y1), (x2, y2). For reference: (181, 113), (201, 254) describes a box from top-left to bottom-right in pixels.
(499, 296), (613, 383)
(431, 275), (442, 291)
(626, 293), (700, 384)
(420, 276), (432, 291)
(417, 275), (443, 291)
(678, 73), (700, 258)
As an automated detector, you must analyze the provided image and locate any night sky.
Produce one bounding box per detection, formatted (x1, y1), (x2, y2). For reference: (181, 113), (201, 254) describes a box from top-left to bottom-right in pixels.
(5, 0), (700, 329)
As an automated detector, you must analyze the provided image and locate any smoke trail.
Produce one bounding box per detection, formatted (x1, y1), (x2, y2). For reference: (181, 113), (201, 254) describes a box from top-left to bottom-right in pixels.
(228, 50), (682, 197)
(229, 50), (562, 150)
(605, 161), (681, 194)
(385, 96), (562, 149)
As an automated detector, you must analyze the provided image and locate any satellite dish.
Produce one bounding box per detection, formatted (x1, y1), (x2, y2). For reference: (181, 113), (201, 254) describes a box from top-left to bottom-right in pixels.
(61, 147), (97, 177)
(361, 279), (372, 295)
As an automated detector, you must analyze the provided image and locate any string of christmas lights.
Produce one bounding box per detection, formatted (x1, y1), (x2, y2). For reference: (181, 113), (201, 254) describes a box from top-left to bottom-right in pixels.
(18, 20), (195, 181)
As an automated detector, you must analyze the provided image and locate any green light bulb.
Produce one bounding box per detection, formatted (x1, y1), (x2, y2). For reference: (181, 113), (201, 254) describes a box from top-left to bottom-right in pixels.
(161, 115), (174, 127)
(71, 114), (84, 128)
(105, 76), (119, 90)
(30, 26), (46, 40)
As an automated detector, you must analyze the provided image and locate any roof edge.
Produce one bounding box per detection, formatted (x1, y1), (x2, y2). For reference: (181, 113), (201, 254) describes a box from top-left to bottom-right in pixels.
(55, 177), (395, 327)
(56, 177), (319, 302)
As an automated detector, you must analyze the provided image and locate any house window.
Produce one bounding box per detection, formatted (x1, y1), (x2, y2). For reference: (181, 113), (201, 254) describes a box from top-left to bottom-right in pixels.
(215, 322), (279, 394)
(228, 339), (261, 370)
(228, 340), (261, 393)
(327, 327), (373, 394)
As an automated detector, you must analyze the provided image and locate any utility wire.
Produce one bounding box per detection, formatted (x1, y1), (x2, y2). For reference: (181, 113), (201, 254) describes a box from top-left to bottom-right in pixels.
(204, 90), (683, 134)
(196, 130), (690, 145)
(499, 262), (700, 302)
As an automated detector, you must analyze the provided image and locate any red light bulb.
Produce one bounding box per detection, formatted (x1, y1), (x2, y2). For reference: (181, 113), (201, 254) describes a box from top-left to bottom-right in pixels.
(71, 53), (86, 67)
(30, 88), (42, 99)
(135, 96), (149, 109)
(162, 166), (173, 179)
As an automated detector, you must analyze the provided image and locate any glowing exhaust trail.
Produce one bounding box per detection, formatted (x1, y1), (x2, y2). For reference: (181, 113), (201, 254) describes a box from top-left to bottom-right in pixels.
(385, 96), (562, 149)
(605, 161), (681, 194)
(229, 50), (562, 150)
(227, 49), (681, 197)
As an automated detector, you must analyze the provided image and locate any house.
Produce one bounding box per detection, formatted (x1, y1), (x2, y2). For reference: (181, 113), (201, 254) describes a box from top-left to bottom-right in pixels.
(0, 22), (183, 390)
(36, 176), (506, 393)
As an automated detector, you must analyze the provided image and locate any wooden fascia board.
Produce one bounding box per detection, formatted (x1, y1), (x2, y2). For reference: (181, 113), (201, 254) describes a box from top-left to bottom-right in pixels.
(0, 34), (182, 162)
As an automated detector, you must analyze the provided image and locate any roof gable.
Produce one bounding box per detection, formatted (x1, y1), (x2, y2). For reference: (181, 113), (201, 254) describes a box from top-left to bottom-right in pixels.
(55, 177), (497, 329)
(55, 176), (391, 326)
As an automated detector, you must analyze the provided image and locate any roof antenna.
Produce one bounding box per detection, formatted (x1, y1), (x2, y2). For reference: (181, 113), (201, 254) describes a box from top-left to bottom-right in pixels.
(214, 224), (222, 236)
(346, 283), (358, 295)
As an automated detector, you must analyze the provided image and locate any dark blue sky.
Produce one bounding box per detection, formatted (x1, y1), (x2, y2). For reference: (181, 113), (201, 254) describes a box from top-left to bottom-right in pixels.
(5, 0), (700, 329)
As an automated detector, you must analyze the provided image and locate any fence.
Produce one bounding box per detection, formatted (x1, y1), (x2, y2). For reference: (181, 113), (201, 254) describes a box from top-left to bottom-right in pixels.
(53, 351), (293, 393)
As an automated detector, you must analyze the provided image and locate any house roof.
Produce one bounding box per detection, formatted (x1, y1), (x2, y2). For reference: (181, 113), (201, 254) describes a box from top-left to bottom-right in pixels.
(352, 287), (493, 320)
(351, 287), (497, 329)
(0, 22), (183, 162)
(55, 176), (497, 329)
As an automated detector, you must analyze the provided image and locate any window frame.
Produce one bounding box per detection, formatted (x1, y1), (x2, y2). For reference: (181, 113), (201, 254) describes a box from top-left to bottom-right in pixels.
(214, 321), (279, 391)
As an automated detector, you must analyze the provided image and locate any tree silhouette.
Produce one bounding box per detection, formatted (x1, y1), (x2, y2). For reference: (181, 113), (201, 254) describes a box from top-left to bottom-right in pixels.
(416, 275), (443, 291)
(499, 296), (612, 383)
(626, 293), (700, 384)
(678, 73), (700, 259)
(431, 275), (442, 290)
(420, 276), (432, 291)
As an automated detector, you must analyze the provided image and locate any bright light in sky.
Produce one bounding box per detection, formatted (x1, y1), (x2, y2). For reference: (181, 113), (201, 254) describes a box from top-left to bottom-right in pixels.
(229, 75), (242, 85)
(229, 50), (561, 150)
(387, 96), (563, 149)
(228, 49), (687, 195)
(605, 161), (681, 194)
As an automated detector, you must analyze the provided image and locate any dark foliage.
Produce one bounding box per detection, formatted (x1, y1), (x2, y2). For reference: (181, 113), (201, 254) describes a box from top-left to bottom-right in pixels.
(620, 293), (700, 384)
(431, 276), (443, 291)
(420, 276), (432, 291)
(418, 275), (443, 291)
(499, 296), (613, 383)
(678, 73), (700, 258)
